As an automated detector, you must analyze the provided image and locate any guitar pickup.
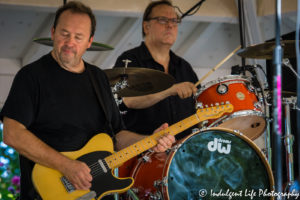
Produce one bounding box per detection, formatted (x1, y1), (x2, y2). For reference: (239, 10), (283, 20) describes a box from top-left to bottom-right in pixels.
(60, 176), (75, 193)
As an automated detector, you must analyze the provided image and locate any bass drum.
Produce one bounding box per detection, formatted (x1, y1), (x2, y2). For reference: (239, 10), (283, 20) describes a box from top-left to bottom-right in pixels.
(128, 128), (274, 200)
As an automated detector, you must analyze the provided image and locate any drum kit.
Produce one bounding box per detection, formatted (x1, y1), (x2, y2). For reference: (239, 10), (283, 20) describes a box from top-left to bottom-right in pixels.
(101, 40), (299, 200)
(34, 37), (299, 199)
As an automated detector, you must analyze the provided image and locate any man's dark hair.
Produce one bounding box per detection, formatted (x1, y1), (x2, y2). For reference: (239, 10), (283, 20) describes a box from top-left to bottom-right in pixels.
(53, 1), (96, 38)
(142, 0), (174, 37)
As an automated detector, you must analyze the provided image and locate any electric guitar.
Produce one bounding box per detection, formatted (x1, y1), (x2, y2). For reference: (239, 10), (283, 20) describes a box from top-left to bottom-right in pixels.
(32, 103), (233, 200)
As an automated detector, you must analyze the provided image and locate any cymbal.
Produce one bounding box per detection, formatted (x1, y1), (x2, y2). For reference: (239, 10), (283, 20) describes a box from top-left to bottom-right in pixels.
(237, 40), (298, 59)
(33, 37), (114, 51)
(104, 67), (175, 97)
(265, 90), (297, 98)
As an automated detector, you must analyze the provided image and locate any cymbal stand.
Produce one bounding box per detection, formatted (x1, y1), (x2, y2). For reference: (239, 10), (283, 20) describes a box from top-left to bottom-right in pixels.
(282, 96), (297, 195)
(282, 58), (300, 80)
(254, 66), (273, 167)
(264, 97), (273, 167)
(111, 74), (129, 95)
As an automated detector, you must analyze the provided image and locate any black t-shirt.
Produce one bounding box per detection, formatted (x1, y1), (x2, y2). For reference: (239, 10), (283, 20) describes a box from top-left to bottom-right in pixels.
(0, 53), (124, 199)
(114, 42), (199, 140)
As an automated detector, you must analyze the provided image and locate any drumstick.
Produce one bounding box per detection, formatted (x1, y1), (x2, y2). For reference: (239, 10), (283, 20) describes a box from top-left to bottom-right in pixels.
(195, 45), (241, 87)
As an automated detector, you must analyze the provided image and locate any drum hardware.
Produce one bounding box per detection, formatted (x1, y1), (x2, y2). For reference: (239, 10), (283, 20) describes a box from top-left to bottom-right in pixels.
(282, 58), (300, 80)
(111, 75), (129, 94)
(236, 40), (299, 60)
(254, 101), (263, 110)
(216, 84), (228, 94)
(169, 143), (182, 152)
(141, 154), (151, 163)
(149, 192), (162, 200)
(126, 188), (140, 200)
(195, 102), (203, 109)
(154, 177), (168, 188)
(282, 96), (297, 194)
(246, 82), (256, 93)
(104, 67), (175, 97)
(191, 128), (200, 133)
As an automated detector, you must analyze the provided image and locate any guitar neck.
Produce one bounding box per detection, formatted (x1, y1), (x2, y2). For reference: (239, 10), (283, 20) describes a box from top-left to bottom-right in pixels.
(105, 113), (201, 169)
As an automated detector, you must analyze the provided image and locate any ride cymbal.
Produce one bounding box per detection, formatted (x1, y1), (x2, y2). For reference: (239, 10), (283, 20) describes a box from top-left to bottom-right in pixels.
(237, 40), (299, 59)
(33, 37), (113, 51)
(104, 67), (175, 97)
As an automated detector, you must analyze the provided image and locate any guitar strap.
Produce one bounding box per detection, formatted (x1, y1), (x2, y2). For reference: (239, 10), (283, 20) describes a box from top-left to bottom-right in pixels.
(86, 65), (116, 144)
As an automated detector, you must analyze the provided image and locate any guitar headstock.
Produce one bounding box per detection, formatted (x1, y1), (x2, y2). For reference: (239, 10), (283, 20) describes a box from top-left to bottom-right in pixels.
(196, 102), (234, 121)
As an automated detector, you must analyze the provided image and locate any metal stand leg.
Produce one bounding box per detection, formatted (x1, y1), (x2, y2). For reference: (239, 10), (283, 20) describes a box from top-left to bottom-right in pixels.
(265, 104), (273, 168)
(283, 97), (297, 196)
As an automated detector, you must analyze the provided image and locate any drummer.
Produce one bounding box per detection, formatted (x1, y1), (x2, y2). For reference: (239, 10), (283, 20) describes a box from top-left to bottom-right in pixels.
(114, 0), (199, 140)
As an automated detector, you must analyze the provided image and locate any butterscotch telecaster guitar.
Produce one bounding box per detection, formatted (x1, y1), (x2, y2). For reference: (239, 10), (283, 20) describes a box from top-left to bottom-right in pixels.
(32, 103), (233, 200)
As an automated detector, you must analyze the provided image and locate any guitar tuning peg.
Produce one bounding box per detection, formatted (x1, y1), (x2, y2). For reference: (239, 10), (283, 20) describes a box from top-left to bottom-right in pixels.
(210, 104), (213, 107)
(205, 105), (208, 108)
(215, 103), (219, 106)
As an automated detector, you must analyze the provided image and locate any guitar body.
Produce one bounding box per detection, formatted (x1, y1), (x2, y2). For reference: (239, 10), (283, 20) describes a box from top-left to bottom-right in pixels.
(32, 133), (134, 200)
(31, 104), (233, 200)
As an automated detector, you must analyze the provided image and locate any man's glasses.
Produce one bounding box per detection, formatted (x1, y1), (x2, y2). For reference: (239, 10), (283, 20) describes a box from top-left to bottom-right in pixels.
(148, 16), (181, 25)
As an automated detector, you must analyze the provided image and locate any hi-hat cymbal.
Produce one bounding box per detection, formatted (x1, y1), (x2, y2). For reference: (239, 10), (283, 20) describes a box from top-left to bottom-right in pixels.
(237, 40), (298, 59)
(33, 37), (114, 51)
(104, 67), (175, 97)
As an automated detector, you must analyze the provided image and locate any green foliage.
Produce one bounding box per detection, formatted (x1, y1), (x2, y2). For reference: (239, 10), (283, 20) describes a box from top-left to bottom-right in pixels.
(0, 123), (20, 200)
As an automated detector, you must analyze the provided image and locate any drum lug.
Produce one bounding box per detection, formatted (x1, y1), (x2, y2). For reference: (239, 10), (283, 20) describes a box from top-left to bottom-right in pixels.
(170, 143), (182, 152)
(154, 177), (168, 188)
(246, 82), (255, 93)
(149, 192), (162, 200)
(196, 102), (203, 109)
(254, 102), (262, 110)
(141, 154), (151, 163)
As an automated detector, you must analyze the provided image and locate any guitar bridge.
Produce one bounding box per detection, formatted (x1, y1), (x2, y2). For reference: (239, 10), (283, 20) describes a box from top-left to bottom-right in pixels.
(60, 176), (75, 193)
(76, 191), (97, 200)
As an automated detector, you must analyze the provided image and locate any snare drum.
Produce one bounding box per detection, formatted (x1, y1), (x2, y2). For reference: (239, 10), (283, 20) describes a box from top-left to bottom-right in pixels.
(127, 128), (274, 200)
(196, 75), (266, 140)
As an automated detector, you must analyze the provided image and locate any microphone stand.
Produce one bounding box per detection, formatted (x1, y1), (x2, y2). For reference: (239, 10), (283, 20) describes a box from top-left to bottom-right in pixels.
(273, 0), (283, 198)
(180, 0), (205, 19)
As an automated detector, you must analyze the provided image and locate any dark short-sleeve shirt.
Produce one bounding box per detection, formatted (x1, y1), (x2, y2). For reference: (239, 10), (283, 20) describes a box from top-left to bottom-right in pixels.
(114, 42), (198, 140)
(0, 53), (125, 199)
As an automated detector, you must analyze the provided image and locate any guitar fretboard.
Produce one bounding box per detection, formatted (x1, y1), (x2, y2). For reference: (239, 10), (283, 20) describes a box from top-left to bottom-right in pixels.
(104, 113), (200, 168)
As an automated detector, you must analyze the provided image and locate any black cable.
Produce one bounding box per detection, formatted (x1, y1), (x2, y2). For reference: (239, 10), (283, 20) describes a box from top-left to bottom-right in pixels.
(179, 0), (206, 19)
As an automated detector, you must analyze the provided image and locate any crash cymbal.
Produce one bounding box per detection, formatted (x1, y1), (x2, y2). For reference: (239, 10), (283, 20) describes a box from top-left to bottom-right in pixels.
(33, 37), (114, 51)
(104, 67), (175, 97)
(237, 40), (298, 59)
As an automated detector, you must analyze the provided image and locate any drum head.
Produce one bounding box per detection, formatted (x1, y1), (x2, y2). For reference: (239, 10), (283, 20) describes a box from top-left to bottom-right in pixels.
(166, 128), (273, 200)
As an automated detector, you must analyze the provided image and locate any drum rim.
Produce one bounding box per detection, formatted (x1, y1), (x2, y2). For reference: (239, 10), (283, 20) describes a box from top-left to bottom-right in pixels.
(165, 127), (275, 200)
(208, 110), (266, 140)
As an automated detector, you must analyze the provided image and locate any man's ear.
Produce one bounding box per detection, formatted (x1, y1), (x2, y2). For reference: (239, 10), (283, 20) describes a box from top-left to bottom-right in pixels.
(87, 36), (94, 48)
(143, 22), (150, 34)
(51, 27), (55, 40)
